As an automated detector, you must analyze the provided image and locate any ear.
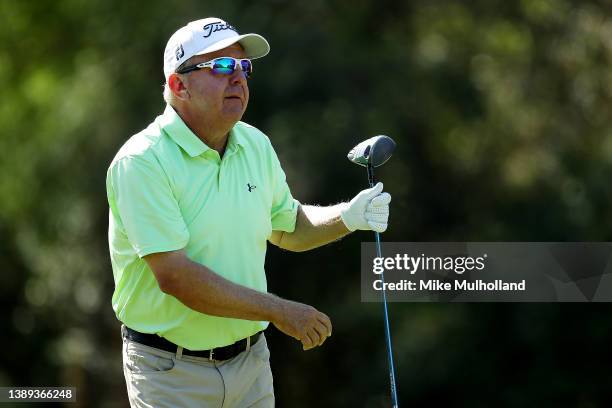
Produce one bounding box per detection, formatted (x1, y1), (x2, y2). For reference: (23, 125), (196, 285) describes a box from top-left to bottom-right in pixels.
(168, 73), (190, 100)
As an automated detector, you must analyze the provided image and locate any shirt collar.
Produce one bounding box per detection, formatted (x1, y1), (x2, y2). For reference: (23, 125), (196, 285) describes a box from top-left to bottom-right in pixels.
(157, 105), (246, 157)
(227, 125), (247, 153)
(157, 105), (208, 157)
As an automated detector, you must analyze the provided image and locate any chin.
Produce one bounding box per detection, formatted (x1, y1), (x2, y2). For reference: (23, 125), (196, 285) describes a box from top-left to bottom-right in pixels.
(223, 106), (247, 121)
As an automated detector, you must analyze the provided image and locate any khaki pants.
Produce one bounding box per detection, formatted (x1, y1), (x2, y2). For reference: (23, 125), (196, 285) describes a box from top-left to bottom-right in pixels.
(122, 332), (274, 408)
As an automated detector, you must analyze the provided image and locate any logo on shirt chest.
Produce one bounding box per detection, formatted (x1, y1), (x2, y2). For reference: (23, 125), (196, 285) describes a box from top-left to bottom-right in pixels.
(247, 183), (257, 192)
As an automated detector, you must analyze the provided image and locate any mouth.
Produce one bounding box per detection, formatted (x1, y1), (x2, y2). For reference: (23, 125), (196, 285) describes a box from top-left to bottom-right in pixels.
(225, 95), (242, 101)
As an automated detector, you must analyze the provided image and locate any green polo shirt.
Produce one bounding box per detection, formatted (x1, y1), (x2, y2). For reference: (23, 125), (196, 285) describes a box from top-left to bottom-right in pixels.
(106, 105), (299, 350)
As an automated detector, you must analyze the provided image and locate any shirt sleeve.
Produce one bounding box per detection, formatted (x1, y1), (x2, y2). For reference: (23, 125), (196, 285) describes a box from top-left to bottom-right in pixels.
(269, 148), (299, 232)
(107, 155), (190, 257)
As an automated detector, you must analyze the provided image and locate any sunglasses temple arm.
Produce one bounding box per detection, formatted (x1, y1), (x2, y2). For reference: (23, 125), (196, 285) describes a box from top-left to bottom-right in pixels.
(176, 66), (200, 74)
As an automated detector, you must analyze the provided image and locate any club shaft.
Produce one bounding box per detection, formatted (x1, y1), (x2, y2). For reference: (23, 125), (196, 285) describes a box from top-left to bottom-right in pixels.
(367, 165), (399, 408)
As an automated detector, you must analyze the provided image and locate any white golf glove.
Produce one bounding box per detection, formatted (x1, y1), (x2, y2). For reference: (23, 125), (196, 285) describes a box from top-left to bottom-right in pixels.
(341, 182), (391, 233)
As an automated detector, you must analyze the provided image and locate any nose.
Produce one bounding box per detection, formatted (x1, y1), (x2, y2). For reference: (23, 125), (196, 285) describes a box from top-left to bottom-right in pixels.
(230, 68), (248, 86)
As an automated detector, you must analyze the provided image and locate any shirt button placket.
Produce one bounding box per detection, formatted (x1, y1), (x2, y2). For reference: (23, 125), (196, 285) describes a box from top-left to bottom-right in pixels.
(218, 160), (223, 192)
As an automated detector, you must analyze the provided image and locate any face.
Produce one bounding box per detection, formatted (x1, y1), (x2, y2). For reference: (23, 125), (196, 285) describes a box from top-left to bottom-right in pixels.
(171, 43), (250, 125)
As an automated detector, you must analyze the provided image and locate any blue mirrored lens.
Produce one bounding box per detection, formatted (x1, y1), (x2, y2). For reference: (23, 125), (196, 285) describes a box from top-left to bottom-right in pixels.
(240, 60), (252, 77)
(212, 58), (235, 75)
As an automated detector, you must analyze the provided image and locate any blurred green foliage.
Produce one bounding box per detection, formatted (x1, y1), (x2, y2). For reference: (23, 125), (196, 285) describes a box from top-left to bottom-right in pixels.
(1, 0), (612, 406)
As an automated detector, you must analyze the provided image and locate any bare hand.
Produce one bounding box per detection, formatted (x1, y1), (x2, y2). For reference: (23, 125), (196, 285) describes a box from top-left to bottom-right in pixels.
(272, 300), (332, 350)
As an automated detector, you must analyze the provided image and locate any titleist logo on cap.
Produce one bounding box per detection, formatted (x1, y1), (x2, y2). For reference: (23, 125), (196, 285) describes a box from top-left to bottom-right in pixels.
(202, 21), (238, 38)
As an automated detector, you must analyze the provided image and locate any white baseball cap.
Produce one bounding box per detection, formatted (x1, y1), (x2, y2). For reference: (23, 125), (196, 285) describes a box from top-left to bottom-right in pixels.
(163, 17), (270, 79)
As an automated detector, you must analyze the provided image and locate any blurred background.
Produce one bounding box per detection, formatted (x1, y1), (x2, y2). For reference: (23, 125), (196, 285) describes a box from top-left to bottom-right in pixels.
(1, 0), (612, 406)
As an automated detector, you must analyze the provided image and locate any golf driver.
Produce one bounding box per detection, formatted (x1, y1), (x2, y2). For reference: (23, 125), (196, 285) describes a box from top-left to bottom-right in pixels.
(348, 135), (398, 408)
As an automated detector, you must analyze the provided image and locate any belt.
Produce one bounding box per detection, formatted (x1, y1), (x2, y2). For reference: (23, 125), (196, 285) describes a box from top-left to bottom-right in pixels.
(122, 325), (262, 361)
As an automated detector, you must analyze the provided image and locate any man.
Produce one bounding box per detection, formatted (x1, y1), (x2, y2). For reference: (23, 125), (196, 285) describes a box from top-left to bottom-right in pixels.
(106, 17), (391, 407)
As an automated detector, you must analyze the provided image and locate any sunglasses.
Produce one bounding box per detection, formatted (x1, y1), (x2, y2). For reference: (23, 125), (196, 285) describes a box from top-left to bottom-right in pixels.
(176, 57), (253, 78)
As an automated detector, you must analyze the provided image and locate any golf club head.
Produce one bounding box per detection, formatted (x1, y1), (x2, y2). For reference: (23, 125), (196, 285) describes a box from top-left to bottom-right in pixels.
(347, 135), (396, 167)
